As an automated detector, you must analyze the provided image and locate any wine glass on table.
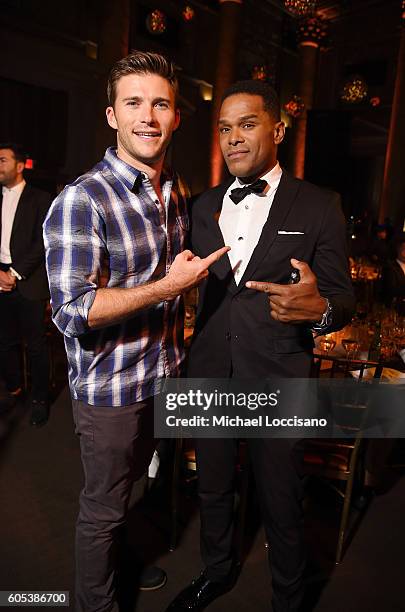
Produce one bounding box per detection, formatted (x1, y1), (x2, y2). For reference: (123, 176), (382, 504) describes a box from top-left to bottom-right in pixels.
(342, 338), (360, 360)
(319, 335), (336, 355)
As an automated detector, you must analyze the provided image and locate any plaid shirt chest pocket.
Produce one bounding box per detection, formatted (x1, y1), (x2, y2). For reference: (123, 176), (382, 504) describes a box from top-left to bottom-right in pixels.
(106, 211), (167, 284)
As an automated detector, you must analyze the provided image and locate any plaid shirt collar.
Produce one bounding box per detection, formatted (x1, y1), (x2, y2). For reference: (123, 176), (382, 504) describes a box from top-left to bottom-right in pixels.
(103, 147), (141, 192)
(103, 147), (174, 192)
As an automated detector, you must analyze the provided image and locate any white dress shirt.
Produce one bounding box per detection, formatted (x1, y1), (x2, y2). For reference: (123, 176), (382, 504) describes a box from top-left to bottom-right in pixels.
(219, 163), (282, 284)
(0, 179), (26, 264)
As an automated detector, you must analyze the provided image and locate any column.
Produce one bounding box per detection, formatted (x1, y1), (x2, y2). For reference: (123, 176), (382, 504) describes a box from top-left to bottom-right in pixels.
(292, 41), (319, 179)
(93, 0), (131, 160)
(379, 7), (405, 230)
(209, 0), (243, 187)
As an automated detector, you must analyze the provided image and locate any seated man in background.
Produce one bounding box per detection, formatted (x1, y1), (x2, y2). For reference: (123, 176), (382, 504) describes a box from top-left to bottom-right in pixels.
(0, 142), (51, 425)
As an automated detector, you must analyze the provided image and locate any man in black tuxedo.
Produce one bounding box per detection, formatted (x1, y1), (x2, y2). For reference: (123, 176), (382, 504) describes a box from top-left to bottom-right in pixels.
(0, 143), (51, 425)
(166, 81), (355, 611)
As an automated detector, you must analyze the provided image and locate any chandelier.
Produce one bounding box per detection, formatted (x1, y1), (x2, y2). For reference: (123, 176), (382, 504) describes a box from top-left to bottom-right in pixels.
(182, 5), (195, 22)
(146, 9), (167, 35)
(284, 0), (317, 18)
(341, 76), (368, 104)
(284, 95), (305, 118)
(251, 65), (268, 81)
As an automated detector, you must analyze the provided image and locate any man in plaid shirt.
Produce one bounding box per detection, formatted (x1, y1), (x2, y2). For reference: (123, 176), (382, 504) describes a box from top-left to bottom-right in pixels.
(43, 51), (228, 612)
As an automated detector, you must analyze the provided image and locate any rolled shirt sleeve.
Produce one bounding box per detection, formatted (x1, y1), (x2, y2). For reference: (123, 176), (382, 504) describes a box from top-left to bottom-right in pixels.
(43, 185), (105, 338)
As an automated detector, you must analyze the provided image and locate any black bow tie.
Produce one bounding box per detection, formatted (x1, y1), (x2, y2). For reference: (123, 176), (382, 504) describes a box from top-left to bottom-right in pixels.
(229, 179), (267, 204)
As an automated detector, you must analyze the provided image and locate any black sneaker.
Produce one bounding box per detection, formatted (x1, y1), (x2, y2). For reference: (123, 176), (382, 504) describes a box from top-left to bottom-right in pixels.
(139, 566), (167, 591)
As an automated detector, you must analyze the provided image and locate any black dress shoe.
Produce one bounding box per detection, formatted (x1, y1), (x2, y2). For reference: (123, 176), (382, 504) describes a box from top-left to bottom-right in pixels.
(165, 571), (236, 611)
(30, 400), (49, 427)
(139, 565), (167, 591)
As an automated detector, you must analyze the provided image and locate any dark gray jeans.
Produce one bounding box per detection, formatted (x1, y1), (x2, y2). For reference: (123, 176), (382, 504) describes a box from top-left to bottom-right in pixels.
(72, 397), (156, 612)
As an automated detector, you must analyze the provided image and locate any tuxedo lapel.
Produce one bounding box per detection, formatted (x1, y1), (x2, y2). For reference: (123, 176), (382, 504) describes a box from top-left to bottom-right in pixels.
(234, 171), (300, 293)
(10, 184), (29, 240)
(201, 178), (235, 281)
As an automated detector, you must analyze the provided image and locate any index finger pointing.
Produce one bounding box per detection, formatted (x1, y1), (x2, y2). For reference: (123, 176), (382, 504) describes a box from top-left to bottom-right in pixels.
(245, 280), (273, 293)
(246, 280), (288, 295)
(201, 246), (231, 269)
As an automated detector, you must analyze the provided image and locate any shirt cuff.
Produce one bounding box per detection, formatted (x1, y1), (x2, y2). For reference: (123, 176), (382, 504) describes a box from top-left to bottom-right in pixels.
(9, 267), (24, 281)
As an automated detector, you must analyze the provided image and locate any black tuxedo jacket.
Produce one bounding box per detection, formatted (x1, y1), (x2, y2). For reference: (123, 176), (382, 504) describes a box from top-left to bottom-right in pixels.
(188, 171), (355, 379)
(0, 183), (51, 300)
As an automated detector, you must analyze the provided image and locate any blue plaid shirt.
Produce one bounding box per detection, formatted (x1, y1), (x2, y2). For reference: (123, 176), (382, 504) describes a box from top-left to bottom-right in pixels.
(43, 148), (188, 406)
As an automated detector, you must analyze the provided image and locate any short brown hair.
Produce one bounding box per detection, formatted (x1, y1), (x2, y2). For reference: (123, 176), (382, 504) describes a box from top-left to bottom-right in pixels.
(107, 50), (178, 106)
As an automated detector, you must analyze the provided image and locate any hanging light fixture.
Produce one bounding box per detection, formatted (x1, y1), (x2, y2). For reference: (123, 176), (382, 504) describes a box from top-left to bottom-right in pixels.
(251, 65), (268, 81)
(146, 9), (167, 35)
(284, 0), (317, 18)
(284, 95), (305, 118)
(182, 5), (195, 22)
(340, 76), (368, 104)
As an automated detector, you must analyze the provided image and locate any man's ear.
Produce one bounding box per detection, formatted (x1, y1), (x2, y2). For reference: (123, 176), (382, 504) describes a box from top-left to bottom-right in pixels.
(16, 161), (25, 175)
(173, 108), (181, 132)
(106, 106), (118, 130)
(274, 121), (285, 145)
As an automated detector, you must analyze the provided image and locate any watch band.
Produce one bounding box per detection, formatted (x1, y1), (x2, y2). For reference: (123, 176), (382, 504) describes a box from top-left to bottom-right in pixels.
(311, 298), (332, 332)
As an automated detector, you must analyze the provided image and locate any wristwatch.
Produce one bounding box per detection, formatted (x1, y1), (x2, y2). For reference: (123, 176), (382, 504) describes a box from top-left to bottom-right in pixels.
(311, 298), (333, 333)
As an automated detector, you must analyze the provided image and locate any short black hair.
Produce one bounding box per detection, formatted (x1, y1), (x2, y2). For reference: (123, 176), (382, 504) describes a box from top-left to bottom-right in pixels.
(221, 80), (281, 122)
(0, 142), (27, 164)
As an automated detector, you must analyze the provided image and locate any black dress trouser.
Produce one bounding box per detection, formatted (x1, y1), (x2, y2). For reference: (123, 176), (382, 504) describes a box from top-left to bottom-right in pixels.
(0, 283), (49, 401)
(194, 436), (306, 612)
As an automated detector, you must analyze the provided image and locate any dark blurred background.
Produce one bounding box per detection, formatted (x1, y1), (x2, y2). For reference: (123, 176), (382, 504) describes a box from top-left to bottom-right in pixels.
(1, 0), (404, 233)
